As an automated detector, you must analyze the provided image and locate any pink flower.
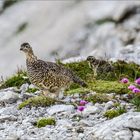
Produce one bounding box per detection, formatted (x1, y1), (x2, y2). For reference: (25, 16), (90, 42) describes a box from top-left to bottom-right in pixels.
(135, 78), (140, 85)
(79, 100), (88, 106)
(77, 106), (85, 112)
(120, 78), (129, 84)
(128, 85), (136, 91)
(132, 88), (140, 93)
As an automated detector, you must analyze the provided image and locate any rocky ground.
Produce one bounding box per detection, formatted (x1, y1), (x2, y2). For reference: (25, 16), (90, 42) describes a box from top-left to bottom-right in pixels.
(0, 83), (139, 140)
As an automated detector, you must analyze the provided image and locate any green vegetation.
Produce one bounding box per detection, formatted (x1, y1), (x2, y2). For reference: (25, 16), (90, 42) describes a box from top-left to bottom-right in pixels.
(66, 80), (130, 95)
(36, 117), (56, 128)
(0, 70), (30, 89)
(26, 88), (38, 93)
(113, 60), (140, 81)
(131, 95), (140, 111)
(64, 60), (140, 82)
(88, 80), (130, 94)
(64, 61), (94, 81)
(18, 96), (56, 109)
(104, 106), (126, 119)
(113, 102), (120, 108)
(86, 93), (111, 104)
(65, 88), (90, 95)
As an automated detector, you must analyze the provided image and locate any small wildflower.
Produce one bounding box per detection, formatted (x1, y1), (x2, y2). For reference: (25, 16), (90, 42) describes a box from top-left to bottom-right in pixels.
(128, 85), (136, 91)
(79, 100), (88, 106)
(135, 78), (140, 85)
(132, 88), (140, 94)
(77, 106), (85, 112)
(120, 78), (129, 84)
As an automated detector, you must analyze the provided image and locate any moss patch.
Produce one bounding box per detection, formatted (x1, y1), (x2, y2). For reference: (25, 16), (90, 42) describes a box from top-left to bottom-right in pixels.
(65, 88), (90, 95)
(26, 88), (38, 93)
(66, 80), (130, 95)
(64, 61), (94, 81)
(86, 93), (111, 104)
(63, 59), (140, 83)
(18, 96), (56, 109)
(0, 70), (30, 89)
(104, 106), (126, 119)
(36, 117), (56, 128)
(88, 80), (130, 94)
(113, 60), (140, 81)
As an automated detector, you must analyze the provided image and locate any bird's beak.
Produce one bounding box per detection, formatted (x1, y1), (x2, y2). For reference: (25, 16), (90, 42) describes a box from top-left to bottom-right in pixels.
(20, 47), (23, 51)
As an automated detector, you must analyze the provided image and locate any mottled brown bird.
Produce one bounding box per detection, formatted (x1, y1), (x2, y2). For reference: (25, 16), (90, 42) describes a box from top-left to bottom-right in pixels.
(20, 42), (87, 98)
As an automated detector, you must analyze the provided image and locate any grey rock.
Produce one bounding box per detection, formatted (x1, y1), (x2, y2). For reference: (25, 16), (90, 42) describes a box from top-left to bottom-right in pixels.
(20, 83), (29, 93)
(104, 101), (114, 111)
(29, 84), (37, 89)
(22, 92), (35, 100)
(6, 135), (20, 140)
(114, 129), (132, 140)
(132, 131), (140, 140)
(47, 104), (74, 115)
(78, 133), (84, 139)
(88, 112), (140, 140)
(0, 115), (17, 122)
(82, 106), (102, 117)
(79, 119), (93, 127)
(0, 91), (19, 104)
(0, 106), (19, 116)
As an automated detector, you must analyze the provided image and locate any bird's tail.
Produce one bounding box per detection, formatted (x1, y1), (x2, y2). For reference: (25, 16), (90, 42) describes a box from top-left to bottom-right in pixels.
(73, 76), (87, 87)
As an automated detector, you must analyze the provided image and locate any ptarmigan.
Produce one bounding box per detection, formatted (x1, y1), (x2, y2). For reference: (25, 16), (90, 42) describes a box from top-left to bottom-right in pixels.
(20, 42), (87, 98)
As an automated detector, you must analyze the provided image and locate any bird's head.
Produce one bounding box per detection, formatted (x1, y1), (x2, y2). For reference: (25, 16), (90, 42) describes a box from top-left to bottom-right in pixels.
(86, 56), (96, 63)
(20, 42), (33, 54)
(20, 42), (37, 60)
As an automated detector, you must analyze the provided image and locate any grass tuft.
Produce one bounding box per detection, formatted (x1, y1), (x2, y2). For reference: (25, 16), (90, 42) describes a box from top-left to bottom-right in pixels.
(0, 70), (30, 89)
(104, 106), (126, 119)
(36, 117), (56, 128)
(18, 96), (56, 109)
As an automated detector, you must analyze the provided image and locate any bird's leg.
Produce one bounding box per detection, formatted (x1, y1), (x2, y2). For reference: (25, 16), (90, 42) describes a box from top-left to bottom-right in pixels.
(41, 90), (56, 98)
(58, 88), (65, 99)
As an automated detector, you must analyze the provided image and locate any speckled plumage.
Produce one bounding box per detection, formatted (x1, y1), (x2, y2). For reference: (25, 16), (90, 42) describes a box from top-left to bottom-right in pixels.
(20, 43), (86, 96)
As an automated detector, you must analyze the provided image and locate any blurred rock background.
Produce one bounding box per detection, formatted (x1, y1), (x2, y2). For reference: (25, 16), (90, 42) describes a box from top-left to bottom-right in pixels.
(0, 0), (140, 77)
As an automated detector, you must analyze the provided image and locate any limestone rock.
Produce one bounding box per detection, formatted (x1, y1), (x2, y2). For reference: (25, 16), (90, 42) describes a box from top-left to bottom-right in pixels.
(47, 104), (74, 115)
(89, 112), (140, 140)
(0, 91), (19, 104)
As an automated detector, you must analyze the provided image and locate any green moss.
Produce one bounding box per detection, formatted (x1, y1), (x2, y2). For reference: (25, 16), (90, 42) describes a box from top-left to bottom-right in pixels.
(66, 80), (130, 95)
(86, 93), (111, 104)
(88, 80), (130, 94)
(104, 106), (126, 119)
(65, 88), (90, 95)
(131, 95), (140, 111)
(63, 59), (140, 83)
(0, 70), (30, 89)
(113, 61), (140, 81)
(36, 117), (56, 128)
(18, 96), (56, 109)
(26, 88), (38, 93)
(64, 61), (94, 81)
